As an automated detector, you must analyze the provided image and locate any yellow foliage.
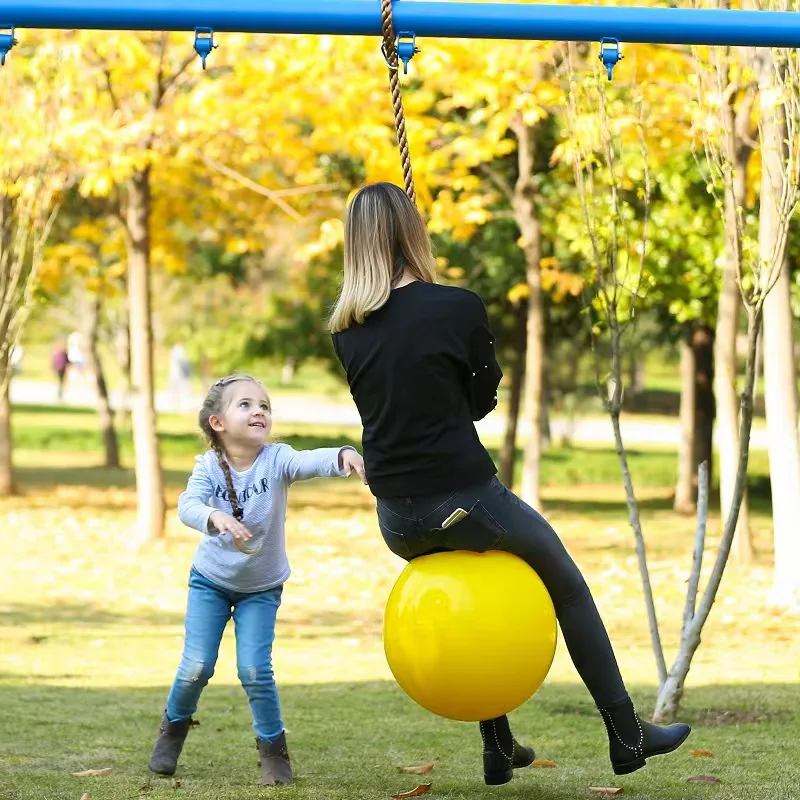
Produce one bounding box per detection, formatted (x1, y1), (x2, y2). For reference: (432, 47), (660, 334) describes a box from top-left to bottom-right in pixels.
(4, 25), (727, 286)
(541, 264), (585, 303)
(507, 282), (529, 304)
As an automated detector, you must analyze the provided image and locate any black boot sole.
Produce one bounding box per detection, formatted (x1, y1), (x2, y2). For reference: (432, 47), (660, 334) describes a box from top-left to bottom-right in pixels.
(484, 749), (536, 785)
(148, 762), (177, 776)
(484, 768), (513, 786)
(612, 726), (692, 775)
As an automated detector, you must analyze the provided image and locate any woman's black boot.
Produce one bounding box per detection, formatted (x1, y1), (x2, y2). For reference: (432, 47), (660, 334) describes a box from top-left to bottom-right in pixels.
(599, 698), (691, 775)
(479, 715), (535, 785)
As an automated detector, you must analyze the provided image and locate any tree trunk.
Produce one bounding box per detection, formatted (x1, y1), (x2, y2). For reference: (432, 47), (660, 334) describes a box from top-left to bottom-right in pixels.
(762, 262), (799, 605)
(628, 351), (645, 403)
(692, 323), (715, 497)
(540, 354), (551, 451)
(83, 295), (121, 470)
(513, 117), (544, 510)
(608, 330), (668, 686)
(0, 196), (14, 495)
(760, 63), (800, 606)
(114, 310), (132, 431)
(674, 324), (714, 511)
(716, 78), (754, 564)
(654, 308), (761, 721)
(674, 332), (696, 513)
(126, 167), (165, 541)
(499, 302), (527, 489)
(0, 347), (15, 496)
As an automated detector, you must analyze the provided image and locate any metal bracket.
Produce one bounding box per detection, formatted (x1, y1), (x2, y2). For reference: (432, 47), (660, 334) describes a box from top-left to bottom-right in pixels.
(599, 37), (623, 81)
(396, 31), (420, 74)
(0, 25), (18, 66)
(382, 30), (420, 74)
(194, 27), (218, 69)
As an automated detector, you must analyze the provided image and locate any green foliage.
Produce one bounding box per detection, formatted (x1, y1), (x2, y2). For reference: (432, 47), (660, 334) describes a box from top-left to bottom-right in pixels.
(244, 246), (343, 372)
(646, 155), (724, 335)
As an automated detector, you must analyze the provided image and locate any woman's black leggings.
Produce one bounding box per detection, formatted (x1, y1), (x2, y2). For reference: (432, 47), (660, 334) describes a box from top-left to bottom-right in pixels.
(376, 476), (629, 708)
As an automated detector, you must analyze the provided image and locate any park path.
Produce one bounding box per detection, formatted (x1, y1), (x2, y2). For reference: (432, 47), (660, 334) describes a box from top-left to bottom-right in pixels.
(10, 376), (769, 449)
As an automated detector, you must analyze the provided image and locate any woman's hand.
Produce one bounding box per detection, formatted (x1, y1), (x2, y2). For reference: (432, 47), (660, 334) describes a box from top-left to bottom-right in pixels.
(209, 510), (253, 551)
(340, 449), (368, 484)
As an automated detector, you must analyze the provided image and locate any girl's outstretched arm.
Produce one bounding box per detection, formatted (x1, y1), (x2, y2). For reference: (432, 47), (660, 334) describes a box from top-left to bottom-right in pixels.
(275, 443), (363, 484)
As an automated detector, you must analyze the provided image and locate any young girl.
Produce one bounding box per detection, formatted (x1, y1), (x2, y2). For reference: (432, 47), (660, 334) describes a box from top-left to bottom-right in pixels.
(330, 182), (690, 785)
(148, 374), (366, 786)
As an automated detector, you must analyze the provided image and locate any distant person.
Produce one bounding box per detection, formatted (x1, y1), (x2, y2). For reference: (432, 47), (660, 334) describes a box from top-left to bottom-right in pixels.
(147, 374), (367, 786)
(50, 343), (69, 401)
(169, 343), (193, 412)
(67, 331), (84, 374)
(10, 343), (23, 375)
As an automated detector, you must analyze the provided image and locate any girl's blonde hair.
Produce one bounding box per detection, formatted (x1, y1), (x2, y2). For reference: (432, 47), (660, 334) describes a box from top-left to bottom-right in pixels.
(328, 182), (437, 333)
(198, 374), (270, 521)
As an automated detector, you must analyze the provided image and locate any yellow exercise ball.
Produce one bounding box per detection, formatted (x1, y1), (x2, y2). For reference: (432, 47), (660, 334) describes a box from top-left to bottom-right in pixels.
(384, 550), (557, 722)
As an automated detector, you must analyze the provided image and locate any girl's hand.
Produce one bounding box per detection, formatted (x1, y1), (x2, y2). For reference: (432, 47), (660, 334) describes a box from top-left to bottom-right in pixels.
(340, 448), (368, 484)
(209, 511), (253, 551)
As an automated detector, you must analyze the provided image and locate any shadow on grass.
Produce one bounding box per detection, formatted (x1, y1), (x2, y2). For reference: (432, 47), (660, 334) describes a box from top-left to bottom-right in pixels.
(579, 386), (767, 419)
(3, 600), (381, 642)
(12, 465), (193, 491)
(543, 495), (676, 515)
(1, 601), (186, 629)
(12, 403), (98, 417)
(541, 478), (774, 517)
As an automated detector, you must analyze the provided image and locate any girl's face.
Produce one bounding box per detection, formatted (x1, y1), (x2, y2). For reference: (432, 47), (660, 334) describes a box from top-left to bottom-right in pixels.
(209, 380), (272, 449)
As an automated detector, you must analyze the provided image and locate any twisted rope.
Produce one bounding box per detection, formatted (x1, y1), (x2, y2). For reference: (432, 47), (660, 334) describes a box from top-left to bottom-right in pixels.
(380, 0), (417, 205)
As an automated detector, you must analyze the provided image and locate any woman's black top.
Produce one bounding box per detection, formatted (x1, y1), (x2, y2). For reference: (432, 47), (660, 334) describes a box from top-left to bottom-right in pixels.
(332, 281), (503, 497)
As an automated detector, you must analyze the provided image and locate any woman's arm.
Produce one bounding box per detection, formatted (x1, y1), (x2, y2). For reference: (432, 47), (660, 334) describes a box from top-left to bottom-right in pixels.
(465, 295), (504, 420)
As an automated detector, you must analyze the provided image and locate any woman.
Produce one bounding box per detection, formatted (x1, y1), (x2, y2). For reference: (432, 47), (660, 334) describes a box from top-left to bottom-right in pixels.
(330, 182), (690, 786)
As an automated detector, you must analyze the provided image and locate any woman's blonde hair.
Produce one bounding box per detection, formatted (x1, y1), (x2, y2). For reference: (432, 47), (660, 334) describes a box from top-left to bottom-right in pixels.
(328, 182), (437, 333)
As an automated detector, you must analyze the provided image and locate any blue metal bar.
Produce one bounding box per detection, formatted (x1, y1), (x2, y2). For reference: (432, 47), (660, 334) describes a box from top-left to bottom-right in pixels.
(2, 0), (800, 48)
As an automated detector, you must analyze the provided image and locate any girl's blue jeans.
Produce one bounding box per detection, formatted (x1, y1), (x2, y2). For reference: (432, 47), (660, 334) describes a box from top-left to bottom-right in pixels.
(165, 567), (284, 743)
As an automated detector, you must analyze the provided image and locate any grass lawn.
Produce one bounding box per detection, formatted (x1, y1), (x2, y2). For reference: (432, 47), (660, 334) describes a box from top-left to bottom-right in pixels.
(1, 405), (798, 799)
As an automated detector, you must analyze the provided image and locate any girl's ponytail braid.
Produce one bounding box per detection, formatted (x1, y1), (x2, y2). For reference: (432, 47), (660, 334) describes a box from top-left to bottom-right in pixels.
(211, 437), (243, 520)
(198, 374), (257, 522)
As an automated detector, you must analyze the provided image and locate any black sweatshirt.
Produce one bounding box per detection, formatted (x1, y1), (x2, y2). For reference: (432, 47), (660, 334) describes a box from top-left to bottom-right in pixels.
(332, 281), (503, 497)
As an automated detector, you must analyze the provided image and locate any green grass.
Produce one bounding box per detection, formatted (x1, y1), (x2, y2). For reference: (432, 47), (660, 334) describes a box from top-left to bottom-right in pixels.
(2, 681), (798, 800)
(2, 404), (798, 799)
(9, 404), (774, 500)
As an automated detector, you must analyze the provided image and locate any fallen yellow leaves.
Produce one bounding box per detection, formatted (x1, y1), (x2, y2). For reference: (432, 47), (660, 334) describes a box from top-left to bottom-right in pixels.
(391, 784), (432, 799)
(588, 788), (623, 795)
(689, 749), (715, 758)
(397, 763), (435, 775)
(72, 768), (112, 777)
(531, 759), (558, 767)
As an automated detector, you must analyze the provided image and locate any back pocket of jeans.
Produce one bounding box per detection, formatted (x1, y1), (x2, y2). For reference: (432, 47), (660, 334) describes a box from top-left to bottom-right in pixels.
(435, 501), (507, 552)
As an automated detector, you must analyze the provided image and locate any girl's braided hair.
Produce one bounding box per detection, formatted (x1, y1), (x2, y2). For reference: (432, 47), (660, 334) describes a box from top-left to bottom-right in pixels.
(198, 374), (269, 521)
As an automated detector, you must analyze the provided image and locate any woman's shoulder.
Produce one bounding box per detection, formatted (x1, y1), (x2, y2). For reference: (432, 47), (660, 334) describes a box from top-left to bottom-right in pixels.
(423, 282), (487, 314)
(401, 280), (483, 304)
